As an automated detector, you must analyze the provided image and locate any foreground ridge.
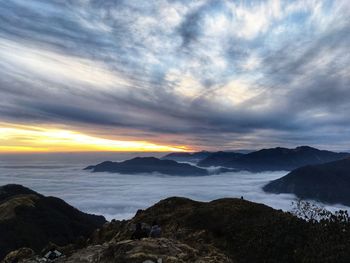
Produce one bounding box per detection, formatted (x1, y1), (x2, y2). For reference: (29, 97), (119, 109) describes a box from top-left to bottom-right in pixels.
(2, 188), (350, 262)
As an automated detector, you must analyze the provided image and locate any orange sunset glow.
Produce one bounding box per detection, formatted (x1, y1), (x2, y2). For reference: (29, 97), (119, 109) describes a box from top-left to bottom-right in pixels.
(0, 123), (190, 153)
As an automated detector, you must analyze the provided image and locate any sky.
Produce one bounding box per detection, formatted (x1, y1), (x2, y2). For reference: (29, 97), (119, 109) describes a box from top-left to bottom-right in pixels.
(0, 0), (350, 152)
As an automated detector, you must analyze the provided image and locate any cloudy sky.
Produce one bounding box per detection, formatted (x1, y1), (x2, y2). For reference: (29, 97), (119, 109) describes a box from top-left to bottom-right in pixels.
(0, 0), (350, 152)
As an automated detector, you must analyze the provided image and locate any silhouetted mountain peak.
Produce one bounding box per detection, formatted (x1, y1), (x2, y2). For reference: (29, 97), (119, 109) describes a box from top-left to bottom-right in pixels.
(161, 151), (212, 163)
(127, 156), (162, 163)
(85, 157), (209, 176)
(295, 145), (316, 150)
(0, 184), (106, 260)
(0, 184), (42, 201)
(264, 158), (350, 205)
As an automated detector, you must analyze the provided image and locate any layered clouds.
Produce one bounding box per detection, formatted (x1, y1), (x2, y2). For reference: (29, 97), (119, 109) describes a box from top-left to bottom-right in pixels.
(1, 0), (350, 150)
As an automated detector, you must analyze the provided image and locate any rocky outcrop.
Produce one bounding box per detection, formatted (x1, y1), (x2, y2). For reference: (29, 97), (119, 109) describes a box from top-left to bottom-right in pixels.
(84, 157), (209, 176)
(2, 248), (34, 263)
(54, 238), (231, 263)
(263, 158), (350, 205)
(127, 197), (309, 262)
(0, 184), (106, 260)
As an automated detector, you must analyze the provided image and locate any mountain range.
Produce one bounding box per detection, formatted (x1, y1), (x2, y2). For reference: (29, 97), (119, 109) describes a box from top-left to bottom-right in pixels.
(163, 146), (349, 172)
(84, 146), (349, 176)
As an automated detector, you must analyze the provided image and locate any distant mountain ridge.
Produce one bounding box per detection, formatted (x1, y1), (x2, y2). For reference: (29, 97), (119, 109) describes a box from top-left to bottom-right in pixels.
(198, 146), (349, 172)
(85, 157), (209, 176)
(88, 147), (350, 176)
(263, 158), (350, 206)
(197, 151), (244, 167)
(161, 151), (212, 163)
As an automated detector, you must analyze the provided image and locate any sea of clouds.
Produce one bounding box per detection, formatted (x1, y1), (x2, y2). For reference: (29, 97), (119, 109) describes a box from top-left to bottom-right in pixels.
(0, 153), (348, 221)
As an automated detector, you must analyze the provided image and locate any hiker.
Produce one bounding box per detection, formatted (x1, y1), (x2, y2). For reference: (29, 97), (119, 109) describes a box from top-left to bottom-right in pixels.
(131, 223), (148, 240)
(149, 220), (162, 238)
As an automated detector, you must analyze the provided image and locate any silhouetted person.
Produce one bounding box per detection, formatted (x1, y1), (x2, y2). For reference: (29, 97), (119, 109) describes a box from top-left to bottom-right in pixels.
(131, 223), (148, 240)
(241, 196), (244, 200)
(149, 220), (162, 238)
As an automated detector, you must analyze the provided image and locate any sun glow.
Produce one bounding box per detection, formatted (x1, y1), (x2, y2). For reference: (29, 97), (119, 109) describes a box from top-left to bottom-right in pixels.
(0, 123), (190, 153)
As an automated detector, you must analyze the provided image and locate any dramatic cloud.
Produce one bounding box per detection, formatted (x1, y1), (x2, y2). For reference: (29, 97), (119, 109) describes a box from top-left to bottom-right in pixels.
(0, 0), (350, 150)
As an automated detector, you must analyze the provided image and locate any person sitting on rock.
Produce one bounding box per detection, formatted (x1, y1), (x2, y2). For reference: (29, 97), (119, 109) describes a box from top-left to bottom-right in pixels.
(149, 220), (162, 238)
(131, 222), (148, 240)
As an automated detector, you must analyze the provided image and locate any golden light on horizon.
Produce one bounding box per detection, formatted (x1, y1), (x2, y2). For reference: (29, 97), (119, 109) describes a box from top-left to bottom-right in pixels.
(0, 123), (190, 153)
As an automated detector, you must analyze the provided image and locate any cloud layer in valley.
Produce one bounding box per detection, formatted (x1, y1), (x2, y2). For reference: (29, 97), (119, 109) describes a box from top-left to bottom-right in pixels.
(1, 153), (349, 220)
(1, 0), (350, 150)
